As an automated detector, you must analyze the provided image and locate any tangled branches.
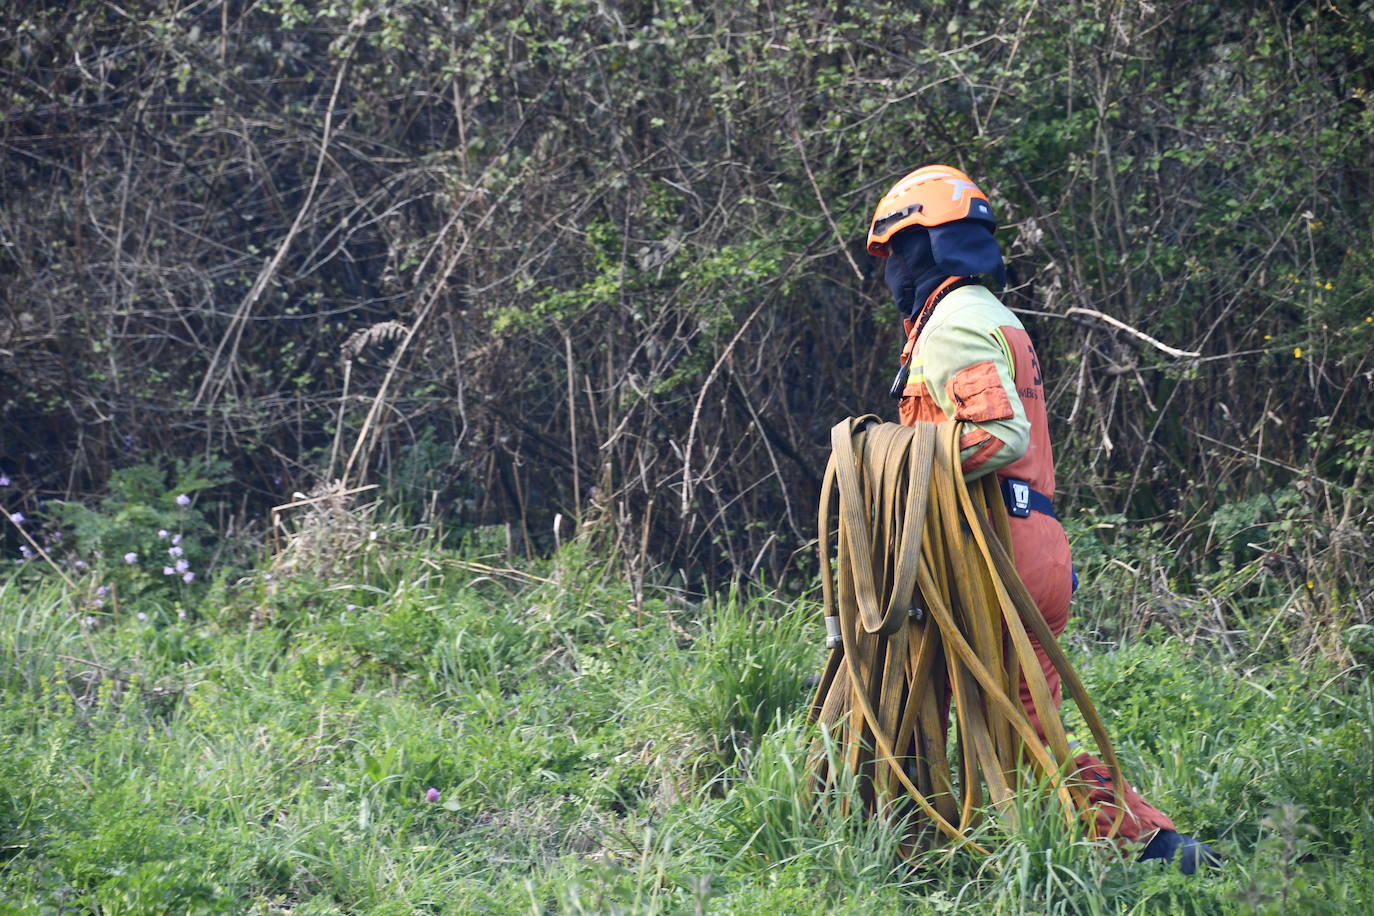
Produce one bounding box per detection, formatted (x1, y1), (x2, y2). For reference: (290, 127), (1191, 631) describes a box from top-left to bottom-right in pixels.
(2, 0), (1370, 591)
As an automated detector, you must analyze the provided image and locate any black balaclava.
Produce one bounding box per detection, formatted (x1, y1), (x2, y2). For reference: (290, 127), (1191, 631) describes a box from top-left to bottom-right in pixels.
(883, 218), (1007, 319)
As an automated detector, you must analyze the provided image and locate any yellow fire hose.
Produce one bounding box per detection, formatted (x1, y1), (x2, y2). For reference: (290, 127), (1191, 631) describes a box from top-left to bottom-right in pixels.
(807, 416), (1126, 857)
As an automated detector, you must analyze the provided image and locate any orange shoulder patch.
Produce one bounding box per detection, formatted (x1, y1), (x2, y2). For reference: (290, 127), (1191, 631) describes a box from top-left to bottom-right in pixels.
(946, 361), (1014, 423)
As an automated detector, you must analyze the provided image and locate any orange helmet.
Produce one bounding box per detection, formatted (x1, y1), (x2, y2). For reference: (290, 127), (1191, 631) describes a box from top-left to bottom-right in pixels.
(866, 165), (995, 256)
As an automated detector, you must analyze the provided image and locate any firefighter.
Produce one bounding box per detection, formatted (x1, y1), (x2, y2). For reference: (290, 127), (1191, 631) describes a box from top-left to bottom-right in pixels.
(867, 165), (1219, 873)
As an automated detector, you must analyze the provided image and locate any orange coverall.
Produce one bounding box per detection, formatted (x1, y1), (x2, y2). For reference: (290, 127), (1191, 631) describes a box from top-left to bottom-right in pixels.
(896, 279), (1175, 841)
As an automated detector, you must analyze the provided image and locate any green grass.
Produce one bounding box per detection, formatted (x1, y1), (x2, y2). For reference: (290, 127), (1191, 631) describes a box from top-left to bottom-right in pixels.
(1, 535), (1371, 915)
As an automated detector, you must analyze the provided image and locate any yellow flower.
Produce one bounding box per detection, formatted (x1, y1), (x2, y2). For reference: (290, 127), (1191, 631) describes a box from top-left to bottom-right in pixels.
(1306, 580), (1314, 590)
(1264, 334), (1272, 340)
(1294, 347), (1303, 358)
(1366, 316), (1372, 324)
(1325, 282), (1333, 290)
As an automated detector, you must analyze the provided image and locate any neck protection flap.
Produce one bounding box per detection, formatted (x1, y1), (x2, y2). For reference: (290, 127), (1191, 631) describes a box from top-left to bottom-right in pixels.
(884, 220), (1006, 319)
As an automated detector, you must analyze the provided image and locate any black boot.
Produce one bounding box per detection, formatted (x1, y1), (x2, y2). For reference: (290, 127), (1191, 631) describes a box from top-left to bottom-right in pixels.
(1138, 829), (1223, 875)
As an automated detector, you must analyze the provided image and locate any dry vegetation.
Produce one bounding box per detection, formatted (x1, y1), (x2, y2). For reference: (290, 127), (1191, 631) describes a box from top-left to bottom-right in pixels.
(2, 1), (1371, 615)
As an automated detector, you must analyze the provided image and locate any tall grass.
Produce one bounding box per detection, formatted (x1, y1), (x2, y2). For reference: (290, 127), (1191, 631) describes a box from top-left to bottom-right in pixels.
(1, 527), (1372, 914)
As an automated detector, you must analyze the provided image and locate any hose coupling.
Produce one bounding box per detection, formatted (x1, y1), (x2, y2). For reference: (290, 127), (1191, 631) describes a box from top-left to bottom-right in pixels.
(824, 615), (842, 650)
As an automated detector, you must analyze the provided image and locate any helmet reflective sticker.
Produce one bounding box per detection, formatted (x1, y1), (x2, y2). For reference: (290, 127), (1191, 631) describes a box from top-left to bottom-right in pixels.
(947, 179), (978, 200)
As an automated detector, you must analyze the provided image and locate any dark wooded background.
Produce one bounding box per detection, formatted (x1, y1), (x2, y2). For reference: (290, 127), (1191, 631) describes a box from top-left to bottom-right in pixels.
(3, 1), (1370, 600)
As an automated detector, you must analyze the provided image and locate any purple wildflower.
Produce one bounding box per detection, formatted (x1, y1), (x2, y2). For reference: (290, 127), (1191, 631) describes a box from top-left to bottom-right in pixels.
(346, 604), (358, 611)
(177, 608), (187, 620)
(163, 566), (175, 576)
(91, 598), (103, 608)
(425, 788), (440, 803)
(182, 571), (195, 583)
(81, 615), (98, 628)
(176, 494), (191, 507)
(96, 585), (108, 597)
(172, 533), (183, 545)
(168, 545), (184, 557)
(19, 545), (33, 559)
(136, 612), (147, 622)
(74, 560), (88, 571)
(0, 474), (9, 486)
(175, 558), (189, 573)
(9, 512), (24, 524)
(124, 552), (139, 565)
(158, 529), (169, 539)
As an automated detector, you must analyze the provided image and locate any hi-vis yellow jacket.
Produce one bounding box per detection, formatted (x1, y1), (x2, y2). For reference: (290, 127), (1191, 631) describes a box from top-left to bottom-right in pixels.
(896, 280), (1073, 674)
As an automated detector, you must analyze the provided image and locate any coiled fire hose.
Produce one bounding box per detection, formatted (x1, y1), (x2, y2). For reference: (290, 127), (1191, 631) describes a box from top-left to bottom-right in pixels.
(806, 417), (1126, 857)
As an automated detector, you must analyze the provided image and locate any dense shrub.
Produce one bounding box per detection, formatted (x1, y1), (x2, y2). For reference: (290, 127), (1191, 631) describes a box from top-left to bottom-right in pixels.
(2, 2), (1370, 613)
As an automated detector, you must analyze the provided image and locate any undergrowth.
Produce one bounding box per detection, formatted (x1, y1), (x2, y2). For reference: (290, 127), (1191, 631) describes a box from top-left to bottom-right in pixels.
(1, 518), (1372, 915)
